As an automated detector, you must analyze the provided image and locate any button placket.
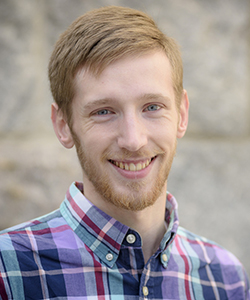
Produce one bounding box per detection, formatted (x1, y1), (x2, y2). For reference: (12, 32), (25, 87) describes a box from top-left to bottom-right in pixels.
(142, 286), (149, 297)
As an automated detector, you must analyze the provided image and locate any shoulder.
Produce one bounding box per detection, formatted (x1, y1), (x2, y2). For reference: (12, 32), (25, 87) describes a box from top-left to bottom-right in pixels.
(0, 209), (65, 251)
(174, 226), (249, 298)
(176, 226), (244, 267)
(0, 209), (64, 298)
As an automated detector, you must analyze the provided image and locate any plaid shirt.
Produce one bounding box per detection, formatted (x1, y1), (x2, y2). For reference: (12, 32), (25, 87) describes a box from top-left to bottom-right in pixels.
(0, 182), (249, 300)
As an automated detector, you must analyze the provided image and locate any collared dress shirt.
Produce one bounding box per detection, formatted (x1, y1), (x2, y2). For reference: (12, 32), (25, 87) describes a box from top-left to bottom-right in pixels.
(0, 182), (249, 300)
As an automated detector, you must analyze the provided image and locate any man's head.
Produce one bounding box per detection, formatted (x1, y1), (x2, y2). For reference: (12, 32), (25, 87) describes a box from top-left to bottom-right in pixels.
(50, 6), (189, 212)
(48, 6), (183, 127)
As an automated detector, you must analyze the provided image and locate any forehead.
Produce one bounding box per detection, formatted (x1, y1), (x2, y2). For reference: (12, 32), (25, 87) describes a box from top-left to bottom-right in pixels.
(73, 51), (174, 104)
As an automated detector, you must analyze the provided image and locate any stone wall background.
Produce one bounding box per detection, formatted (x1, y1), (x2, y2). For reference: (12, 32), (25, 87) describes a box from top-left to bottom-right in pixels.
(0, 0), (250, 275)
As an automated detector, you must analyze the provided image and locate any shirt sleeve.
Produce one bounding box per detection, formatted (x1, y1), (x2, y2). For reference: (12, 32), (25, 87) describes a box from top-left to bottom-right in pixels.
(244, 268), (250, 300)
(0, 266), (10, 300)
(0, 245), (12, 300)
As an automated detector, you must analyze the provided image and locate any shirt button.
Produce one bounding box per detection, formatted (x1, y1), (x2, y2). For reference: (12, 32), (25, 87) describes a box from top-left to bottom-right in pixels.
(162, 253), (168, 262)
(106, 253), (114, 261)
(143, 286), (149, 296)
(126, 234), (136, 244)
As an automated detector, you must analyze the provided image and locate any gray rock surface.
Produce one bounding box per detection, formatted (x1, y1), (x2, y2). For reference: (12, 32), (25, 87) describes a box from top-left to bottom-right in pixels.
(1, 0), (250, 276)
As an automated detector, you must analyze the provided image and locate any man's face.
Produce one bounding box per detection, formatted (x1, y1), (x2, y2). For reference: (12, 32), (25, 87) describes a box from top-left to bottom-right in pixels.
(69, 51), (188, 211)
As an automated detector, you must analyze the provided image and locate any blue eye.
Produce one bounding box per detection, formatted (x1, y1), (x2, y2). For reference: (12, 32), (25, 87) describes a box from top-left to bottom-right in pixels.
(145, 104), (160, 111)
(96, 109), (110, 115)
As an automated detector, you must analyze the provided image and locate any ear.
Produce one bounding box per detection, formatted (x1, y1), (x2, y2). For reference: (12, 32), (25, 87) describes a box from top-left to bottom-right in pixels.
(51, 103), (75, 149)
(177, 89), (189, 139)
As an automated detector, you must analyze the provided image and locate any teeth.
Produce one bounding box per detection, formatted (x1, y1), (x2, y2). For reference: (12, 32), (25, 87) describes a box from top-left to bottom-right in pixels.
(136, 163), (142, 171)
(112, 158), (152, 171)
(130, 163), (136, 171)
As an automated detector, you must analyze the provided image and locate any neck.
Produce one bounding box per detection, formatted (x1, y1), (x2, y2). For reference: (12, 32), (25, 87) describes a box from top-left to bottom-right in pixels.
(128, 205), (167, 263)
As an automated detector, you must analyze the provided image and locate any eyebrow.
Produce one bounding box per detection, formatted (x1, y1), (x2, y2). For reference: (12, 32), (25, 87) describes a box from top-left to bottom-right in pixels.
(82, 93), (172, 111)
(82, 98), (115, 111)
(138, 93), (172, 103)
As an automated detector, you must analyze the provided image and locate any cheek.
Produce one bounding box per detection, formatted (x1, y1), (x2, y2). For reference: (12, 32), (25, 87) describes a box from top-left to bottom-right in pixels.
(152, 124), (177, 148)
(80, 132), (111, 161)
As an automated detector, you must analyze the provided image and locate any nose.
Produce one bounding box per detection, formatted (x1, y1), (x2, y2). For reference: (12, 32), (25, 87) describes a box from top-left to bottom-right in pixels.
(117, 113), (148, 152)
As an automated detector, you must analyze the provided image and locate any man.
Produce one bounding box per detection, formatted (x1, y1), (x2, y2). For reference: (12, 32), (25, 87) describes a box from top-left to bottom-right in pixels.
(0, 6), (249, 300)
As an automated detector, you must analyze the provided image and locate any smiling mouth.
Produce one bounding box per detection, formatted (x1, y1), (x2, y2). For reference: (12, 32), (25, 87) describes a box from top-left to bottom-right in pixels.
(109, 157), (156, 171)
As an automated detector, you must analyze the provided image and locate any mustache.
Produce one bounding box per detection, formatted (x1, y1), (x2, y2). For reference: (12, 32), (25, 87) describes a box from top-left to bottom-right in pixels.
(102, 147), (165, 161)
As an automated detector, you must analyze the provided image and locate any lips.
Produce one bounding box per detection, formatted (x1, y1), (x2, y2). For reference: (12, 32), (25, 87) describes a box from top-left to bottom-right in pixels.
(109, 157), (155, 172)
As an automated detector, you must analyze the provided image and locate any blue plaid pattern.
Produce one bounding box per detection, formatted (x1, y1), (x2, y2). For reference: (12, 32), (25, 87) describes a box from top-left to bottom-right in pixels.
(0, 182), (249, 299)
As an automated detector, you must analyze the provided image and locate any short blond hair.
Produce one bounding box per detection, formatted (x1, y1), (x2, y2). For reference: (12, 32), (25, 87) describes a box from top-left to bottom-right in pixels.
(48, 6), (183, 123)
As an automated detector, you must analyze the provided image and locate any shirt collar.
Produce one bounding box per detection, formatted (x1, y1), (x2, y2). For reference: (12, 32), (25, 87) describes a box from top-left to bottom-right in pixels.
(60, 182), (179, 267)
(160, 192), (179, 250)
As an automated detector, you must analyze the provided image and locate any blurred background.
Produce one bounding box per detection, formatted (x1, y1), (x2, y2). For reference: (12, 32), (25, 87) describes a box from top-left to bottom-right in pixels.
(0, 0), (249, 276)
